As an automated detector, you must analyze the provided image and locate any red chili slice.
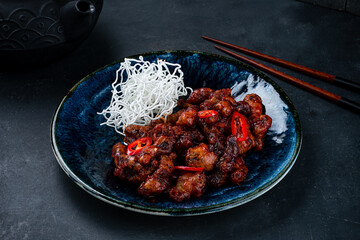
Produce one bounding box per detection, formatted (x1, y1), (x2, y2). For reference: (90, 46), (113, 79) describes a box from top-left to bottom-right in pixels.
(198, 110), (218, 118)
(174, 166), (205, 172)
(231, 111), (248, 142)
(126, 137), (152, 156)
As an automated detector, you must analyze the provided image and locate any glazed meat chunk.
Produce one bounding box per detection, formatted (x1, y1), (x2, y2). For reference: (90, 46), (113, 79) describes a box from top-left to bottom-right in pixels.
(248, 114), (272, 150)
(207, 154), (233, 188)
(137, 145), (159, 165)
(172, 126), (204, 144)
(231, 112), (256, 154)
(243, 94), (263, 115)
(137, 154), (175, 198)
(224, 135), (240, 157)
(214, 100), (233, 117)
(174, 135), (193, 152)
(150, 123), (174, 140)
(213, 116), (232, 134)
(172, 126), (205, 157)
(210, 88), (232, 101)
(186, 87), (214, 104)
(200, 88), (232, 110)
(177, 99), (193, 109)
(230, 157), (248, 185)
(124, 125), (151, 144)
(113, 142), (159, 183)
(236, 101), (252, 116)
(112, 142), (127, 166)
(114, 146), (159, 184)
(169, 171), (206, 202)
(166, 109), (185, 124)
(153, 135), (176, 154)
(249, 114), (272, 140)
(176, 105), (198, 128)
(207, 136), (239, 187)
(185, 143), (218, 171)
(242, 93), (272, 151)
(202, 126), (226, 156)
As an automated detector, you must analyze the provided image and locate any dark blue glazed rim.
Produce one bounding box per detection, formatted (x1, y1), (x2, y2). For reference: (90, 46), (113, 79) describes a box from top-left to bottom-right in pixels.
(51, 50), (302, 216)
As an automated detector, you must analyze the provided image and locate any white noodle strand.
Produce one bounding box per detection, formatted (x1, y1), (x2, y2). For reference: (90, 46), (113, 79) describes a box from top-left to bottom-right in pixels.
(98, 57), (192, 135)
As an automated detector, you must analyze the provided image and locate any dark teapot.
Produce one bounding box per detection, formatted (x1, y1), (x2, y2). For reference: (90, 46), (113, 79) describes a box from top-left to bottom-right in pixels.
(0, 0), (103, 66)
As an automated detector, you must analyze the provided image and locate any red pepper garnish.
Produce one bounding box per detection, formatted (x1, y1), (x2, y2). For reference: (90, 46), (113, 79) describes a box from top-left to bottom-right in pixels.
(231, 111), (248, 142)
(198, 110), (218, 118)
(126, 137), (152, 156)
(174, 166), (205, 172)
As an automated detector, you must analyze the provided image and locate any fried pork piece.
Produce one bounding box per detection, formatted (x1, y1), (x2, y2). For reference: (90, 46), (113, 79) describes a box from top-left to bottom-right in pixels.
(224, 135), (240, 157)
(203, 112), (219, 124)
(207, 133), (252, 187)
(222, 95), (238, 107)
(207, 154), (233, 187)
(198, 115), (225, 155)
(186, 87), (214, 104)
(172, 125), (205, 143)
(186, 128), (205, 142)
(150, 123), (175, 140)
(136, 136), (176, 165)
(166, 109), (186, 124)
(174, 135), (193, 151)
(242, 93), (272, 150)
(237, 133), (256, 155)
(236, 101), (252, 116)
(211, 88), (232, 99)
(185, 143), (218, 171)
(149, 118), (165, 128)
(137, 145), (159, 165)
(176, 105), (199, 128)
(236, 119), (257, 155)
(169, 171), (206, 202)
(114, 151), (159, 184)
(200, 88), (232, 110)
(153, 135), (176, 154)
(177, 99), (193, 109)
(207, 136), (239, 187)
(199, 117), (229, 156)
(248, 114), (272, 150)
(113, 143), (159, 184)
(137, 154), (176, 198)
(213, 116), (232, 134)
(124, 125), (151, 144)
(243, 94), (263, 115)
(112, 142), (127, 165)
(214, 100), (233, 117)
(230, 157), (248, 185)
(207, 129), (226, 156)
(172, 126), (205, 160)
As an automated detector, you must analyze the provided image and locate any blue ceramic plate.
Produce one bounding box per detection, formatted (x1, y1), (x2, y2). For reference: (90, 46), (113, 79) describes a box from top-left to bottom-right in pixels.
(51, 50), (302, 216)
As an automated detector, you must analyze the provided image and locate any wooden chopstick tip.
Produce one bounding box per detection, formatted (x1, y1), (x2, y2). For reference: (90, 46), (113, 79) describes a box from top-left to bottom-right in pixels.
(202, 35), (217, 41)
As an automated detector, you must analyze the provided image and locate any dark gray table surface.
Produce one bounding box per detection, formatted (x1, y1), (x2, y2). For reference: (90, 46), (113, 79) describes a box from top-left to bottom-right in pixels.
(1, 1), (360, 239)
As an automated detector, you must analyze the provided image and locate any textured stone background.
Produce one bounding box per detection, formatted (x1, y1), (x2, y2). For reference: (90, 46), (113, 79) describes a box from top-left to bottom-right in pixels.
(299, 0), (360, 15)
(1, 1), (360, 239)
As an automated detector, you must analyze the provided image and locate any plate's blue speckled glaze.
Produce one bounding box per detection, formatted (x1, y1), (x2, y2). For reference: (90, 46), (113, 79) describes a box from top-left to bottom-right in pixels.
(51, 50), (302, 216)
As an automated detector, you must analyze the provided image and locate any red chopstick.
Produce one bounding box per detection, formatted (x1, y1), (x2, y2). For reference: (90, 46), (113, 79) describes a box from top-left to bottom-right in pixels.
(202, 36), (360, 92)
(208, 44), (360, 113)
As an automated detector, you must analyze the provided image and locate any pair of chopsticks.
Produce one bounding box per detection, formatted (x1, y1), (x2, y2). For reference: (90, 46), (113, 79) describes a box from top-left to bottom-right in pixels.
(202, 36), (360, 113)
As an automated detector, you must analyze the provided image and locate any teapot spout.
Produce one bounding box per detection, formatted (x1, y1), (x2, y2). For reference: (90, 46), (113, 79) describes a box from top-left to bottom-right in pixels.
(61, 0), (97, 40)
(74, 1), (96, 14)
